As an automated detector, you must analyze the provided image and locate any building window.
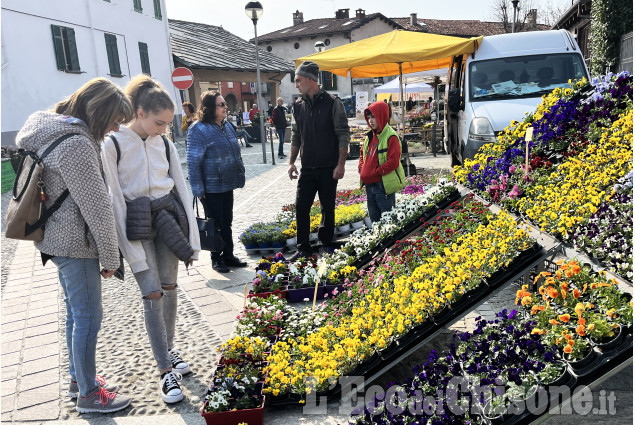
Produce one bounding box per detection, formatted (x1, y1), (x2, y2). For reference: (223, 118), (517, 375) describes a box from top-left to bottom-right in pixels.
(294, 42), (300, 49)
(133, 0), (142, 12)
(104, 34), (122, 77)
(153, 0), (162, 19)
(321, 71), (337, 90)
(228, 82), (234, 88)
(51, 25), (81, 72)
(266, 46), (272, 52)
(138, 42), (151, 75)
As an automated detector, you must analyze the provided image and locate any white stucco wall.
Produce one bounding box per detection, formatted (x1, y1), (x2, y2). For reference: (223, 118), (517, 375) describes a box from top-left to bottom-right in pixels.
(261, 16), (399, 106)
(1, 0), (178, 146)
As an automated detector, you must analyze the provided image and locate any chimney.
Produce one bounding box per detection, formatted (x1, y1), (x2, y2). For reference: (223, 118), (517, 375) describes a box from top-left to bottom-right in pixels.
(335, 8), (350, 19)
(355, 8), (366, 19)
(527, 9), (537, 26)
(293, 10), (304, 26)
(410, 13), (418, 26)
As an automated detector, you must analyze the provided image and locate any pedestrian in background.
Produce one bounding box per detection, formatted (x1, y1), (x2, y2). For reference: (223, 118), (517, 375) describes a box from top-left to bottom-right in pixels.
(228, 120), (255, 147)
(248, 103), (259, 123)
(359, 101), (405, 222)
(266, 101), (274, 122)
(181, 102), (196, 144)
(102, 75), (200, 404)
(288, 61), (350, 259)
(187, 91), (248, 273)
(272, 96), (287, 159)
(15, 78), (133, 413)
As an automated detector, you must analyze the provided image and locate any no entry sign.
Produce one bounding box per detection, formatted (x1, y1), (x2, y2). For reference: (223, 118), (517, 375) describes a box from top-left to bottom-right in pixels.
(171, 67), (193, 90)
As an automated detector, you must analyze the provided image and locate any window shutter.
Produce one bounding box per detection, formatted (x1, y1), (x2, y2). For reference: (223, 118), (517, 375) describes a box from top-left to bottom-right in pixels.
(139, 42), (151, 75)
(153, 0), (162, 19)
(105, 34), (121, 76)
(51, 25), (66, 70)
(65, 28), (81, 71)
(133, 0), (142, 12)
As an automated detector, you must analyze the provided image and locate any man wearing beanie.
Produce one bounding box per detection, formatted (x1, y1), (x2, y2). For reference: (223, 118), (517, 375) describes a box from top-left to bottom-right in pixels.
(288, 61), (350, 259)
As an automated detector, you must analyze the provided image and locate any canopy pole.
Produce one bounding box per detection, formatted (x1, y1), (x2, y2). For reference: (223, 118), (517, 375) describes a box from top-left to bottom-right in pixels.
(398, 63), (404, 141)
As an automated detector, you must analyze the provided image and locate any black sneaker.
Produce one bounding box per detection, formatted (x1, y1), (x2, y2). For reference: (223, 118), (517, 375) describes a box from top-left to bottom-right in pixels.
(212, 257), (230, 273)
(279, 154), (287, 159)
(160, 371), (183, 404)
(245, 143), (254, 148)
(318, 246), (333, 257)
(223, 255), (247, 267)
(168, 349), (190, 375)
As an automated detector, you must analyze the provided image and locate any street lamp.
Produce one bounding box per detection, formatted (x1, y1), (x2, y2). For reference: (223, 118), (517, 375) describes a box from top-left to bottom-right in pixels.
(511, 0), (519, 33)
(245, 1), (267, 163)
(314, 41), (325, 86)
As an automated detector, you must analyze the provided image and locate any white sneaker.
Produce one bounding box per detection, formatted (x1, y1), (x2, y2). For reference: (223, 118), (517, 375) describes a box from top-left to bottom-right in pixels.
(160, 371), (184, 403)
(168, 349), (191, 375)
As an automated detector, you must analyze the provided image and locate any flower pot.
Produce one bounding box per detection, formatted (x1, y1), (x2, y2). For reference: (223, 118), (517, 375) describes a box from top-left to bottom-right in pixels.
(363, 217), (372, 228)
(337, 223), (352, 232)
(540, 361), (572, 387)
(591, 324), (626, 351)
(287, 286), (322, 303)
(286, 237), (297, 246)
(244, 243), (257, 249)
(272, 242), (285, 249)
(565, 348), (597, 372)
(309, 232), (319, 241)
(202, 396), (265, 425)
(482, 399), (508, 424)
(350, 220), (364, 230)
(247, 287), (288, 300)
(257, 242), (272, 249)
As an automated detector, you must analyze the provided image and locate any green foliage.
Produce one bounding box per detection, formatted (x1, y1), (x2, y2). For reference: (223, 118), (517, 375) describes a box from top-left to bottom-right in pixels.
(590, 0), (633, 75)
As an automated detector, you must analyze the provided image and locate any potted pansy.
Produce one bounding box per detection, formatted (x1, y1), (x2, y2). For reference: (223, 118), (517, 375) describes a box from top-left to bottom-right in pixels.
(202, 376), (265, 425)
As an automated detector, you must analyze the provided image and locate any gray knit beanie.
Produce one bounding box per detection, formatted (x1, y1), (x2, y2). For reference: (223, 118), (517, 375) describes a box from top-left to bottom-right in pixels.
(295, 61), (319, 82)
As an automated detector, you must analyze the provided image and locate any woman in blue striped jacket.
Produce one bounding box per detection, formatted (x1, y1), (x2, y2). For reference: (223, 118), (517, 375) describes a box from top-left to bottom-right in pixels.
(187, 91), (247, 273)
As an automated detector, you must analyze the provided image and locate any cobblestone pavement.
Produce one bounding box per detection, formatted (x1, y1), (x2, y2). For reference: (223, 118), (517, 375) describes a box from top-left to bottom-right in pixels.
(1, 135), (631, 424)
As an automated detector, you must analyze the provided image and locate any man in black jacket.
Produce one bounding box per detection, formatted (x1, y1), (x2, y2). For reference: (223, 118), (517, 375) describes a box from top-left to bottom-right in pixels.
(288, 61), (350, 259)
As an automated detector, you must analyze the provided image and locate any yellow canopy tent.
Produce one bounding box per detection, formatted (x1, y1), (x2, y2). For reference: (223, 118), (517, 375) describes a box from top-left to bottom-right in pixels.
(295, 30), (482, 133)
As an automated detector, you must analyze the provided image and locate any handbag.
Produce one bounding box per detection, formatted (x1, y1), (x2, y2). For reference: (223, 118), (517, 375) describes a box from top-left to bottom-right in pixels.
(194, 198), (225, 253)
(5, 133), (79, 241)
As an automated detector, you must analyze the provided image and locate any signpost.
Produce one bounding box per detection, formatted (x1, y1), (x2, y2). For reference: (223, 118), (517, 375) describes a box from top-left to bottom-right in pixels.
(171, 67), (194, 90)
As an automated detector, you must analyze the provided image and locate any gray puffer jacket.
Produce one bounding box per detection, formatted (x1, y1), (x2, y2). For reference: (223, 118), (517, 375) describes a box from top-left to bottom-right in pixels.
(15, 111), (120, 270)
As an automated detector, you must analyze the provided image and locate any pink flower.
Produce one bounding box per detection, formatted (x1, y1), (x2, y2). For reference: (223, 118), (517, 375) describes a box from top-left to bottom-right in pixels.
(509, 165), (517, 173)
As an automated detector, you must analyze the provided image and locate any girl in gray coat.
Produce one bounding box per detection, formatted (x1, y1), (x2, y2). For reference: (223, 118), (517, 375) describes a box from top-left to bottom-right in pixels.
(16, 78), (133, 413)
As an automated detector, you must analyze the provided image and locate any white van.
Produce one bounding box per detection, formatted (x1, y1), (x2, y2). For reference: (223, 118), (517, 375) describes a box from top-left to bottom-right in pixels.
(445, 30), (589, 166)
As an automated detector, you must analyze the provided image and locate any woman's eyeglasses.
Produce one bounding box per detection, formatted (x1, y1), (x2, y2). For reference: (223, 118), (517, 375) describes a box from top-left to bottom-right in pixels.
(216, 102), (227, 107)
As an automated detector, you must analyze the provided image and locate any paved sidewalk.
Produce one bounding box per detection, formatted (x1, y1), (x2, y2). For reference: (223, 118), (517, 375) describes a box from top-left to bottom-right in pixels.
(1, 135), (630, 424)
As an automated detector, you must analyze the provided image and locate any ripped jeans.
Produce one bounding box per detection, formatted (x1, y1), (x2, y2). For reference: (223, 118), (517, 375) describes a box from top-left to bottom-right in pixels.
(133, 237), (179, 371)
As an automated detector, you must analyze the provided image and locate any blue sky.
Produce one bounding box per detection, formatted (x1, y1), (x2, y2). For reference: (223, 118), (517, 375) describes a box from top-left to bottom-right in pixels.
(165, 0), (505, 41)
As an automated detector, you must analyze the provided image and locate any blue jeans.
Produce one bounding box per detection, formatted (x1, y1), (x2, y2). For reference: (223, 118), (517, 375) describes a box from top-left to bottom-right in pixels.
(133, 237), (179, 371)
(52, 257), (103, 398)
(276, 128), (285, 155)
(365, 182), (395, 222)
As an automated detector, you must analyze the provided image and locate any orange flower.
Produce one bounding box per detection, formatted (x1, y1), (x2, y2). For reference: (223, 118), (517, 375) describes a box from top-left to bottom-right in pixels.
(578, 317), (586, 326)
(555, 338), (562, 345)
(555, 270), (562, 279)
(570, 264), (581, 274)
(563, 345), (573, 354)
(521, 296), (532, 306)
(558, 314), (570, 323)
(565, 269), (575, 278)
(590, 283), (598, 289)
(539, 286), (547, 296)
(531, 328), (546, 335)
(563, 333), (572, 340)
(587, 324), (595, 331)
(545, 277), (556, 286)
(560, 282), (569, 290)
(599, 282), (611, 288)
(576, 325), (586, 337)
(531, 305), (540, 315)
(575, 303), (585, 315)
(561, 289), (567, 299)
(549, 319), (559, 326)
(567, 339), (575, 347)
(573, 289), (581, 299)
(585, 302), (594, 309)
(606, 309), (616, 318)
(547, 287), (559, 298)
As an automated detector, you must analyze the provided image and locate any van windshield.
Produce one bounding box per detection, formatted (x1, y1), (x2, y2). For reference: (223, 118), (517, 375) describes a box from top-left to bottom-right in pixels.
(469, 53), (587, 101)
